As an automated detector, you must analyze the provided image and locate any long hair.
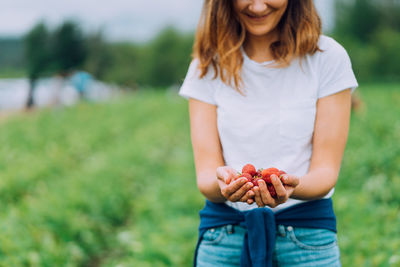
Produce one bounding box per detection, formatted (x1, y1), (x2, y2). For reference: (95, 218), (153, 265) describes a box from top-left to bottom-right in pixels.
(193, 0), (322, 91)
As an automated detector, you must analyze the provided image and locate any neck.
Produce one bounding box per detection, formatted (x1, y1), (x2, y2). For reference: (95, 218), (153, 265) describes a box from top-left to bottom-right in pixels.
(243, 30), (279, 63)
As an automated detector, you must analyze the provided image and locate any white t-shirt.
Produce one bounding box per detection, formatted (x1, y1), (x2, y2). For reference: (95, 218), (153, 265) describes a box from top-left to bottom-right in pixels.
(179, 35), (358, 212)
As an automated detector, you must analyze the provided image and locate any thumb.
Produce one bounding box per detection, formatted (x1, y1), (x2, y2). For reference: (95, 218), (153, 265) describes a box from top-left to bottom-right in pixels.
(281, 175), (299, 187)
(217, 166), (237, 184)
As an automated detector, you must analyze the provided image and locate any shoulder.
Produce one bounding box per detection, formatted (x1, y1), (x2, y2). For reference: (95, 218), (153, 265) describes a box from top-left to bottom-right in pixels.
(304, 35), (353, 73)
(185, 58), (201, 80)
(311, 36), (358, 98)
(179, 58), (220, 105)
(314, 35), (350, 62)
(184, 58), (220, 85)
(318, 35), (346, 51)
(187, 58), (201, 73)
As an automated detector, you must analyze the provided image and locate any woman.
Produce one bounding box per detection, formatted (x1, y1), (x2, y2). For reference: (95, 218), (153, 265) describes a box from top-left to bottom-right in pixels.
(179, 0), (358, 266)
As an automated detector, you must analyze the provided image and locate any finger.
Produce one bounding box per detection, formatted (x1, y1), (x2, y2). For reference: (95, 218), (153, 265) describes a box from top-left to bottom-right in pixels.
(239, 192), (249, 202)
(229, 175), (243, 185)
(217, 166), (237, 184)
(227, 168), (240, 183)
(229, 182), (253, 202)
(217, 173), (230, 185)
(240, 189), (254, 202)
(253, 187), (264, 207)
(220, 179), (237, 199)
(258, 179), (274, 205)
(227, 170), (241, 185)
(281, 175), (299, 187)
(247, 198), (254, 205)
(271, 174), (288, 203)
(230, 173), (244, 184)
(247, 189), (255, 198)
(284, 187), (296, 199)
(217, 174), (225, 183)
(221, 177), (247, 197)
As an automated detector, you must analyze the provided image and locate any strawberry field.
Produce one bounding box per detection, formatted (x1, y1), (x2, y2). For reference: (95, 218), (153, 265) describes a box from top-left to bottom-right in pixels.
(0, 83), (399, 266)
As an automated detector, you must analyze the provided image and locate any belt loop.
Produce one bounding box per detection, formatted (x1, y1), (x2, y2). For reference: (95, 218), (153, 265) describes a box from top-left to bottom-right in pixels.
(277, 225), (286, 237)
(226, 224), (234, 234)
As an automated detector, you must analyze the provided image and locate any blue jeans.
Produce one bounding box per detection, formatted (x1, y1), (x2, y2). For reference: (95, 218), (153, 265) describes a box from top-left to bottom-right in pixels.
(196, 224), (341, 267)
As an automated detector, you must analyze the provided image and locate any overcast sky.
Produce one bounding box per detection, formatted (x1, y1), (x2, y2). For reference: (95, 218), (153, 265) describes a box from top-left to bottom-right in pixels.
(0, 0), (334, 42)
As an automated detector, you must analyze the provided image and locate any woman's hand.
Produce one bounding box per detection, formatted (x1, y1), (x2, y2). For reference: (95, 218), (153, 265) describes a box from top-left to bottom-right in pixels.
(253, 174), (299, 208)
(216, 166), (255, 204)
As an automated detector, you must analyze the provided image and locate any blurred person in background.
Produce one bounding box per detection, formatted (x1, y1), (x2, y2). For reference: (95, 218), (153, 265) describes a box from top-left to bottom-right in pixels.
(69, 70), (93, 100)
(179, 0), (358, 266)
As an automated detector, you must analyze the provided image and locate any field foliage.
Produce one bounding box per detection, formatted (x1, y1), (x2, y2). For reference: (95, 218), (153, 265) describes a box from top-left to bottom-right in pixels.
(0, 84), (399, 266)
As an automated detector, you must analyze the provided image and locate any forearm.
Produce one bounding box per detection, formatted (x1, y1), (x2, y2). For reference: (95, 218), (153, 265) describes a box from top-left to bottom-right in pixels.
(292, 90), (351, 200)
(197, 170), (227, 203)
(291, 167), (339, 200)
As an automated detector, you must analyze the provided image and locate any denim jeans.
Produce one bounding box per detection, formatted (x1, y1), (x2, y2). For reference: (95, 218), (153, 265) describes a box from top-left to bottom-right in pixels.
(196, 224), (341, 267)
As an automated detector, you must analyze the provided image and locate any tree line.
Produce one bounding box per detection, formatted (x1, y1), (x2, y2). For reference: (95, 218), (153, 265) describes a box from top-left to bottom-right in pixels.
(20, 20), (194, 108)
(22, 21), (193, 93)
(0, 0), (399, 92)
(334, 0), (400, 81)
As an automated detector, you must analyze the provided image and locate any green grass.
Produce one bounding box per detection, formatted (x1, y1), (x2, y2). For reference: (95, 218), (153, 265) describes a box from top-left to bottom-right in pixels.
(334, 83), (400, 266)
(0, 84), (399, 266)
(0, 68), (25, 78)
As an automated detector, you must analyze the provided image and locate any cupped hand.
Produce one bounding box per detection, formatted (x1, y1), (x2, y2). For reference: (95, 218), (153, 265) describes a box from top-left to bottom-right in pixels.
(216, 166), (255, 204)
(253, 174), (299, 208)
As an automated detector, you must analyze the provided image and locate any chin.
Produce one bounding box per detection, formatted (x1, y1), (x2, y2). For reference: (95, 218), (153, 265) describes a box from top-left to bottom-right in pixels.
(247, 27), (274, 37)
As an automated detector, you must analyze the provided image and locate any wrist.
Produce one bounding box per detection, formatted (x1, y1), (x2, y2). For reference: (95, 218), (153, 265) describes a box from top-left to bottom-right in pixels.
(198, 176), (227, 203)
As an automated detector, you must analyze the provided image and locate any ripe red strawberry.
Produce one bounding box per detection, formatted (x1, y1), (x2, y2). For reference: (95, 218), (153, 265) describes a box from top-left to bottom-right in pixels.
(267, 184), (277, 198)
(237, 164), (287, 199)
(263, 176), (272, 184)
(242, 164), (257, 176)
(262, 168), (279, 178)
(261, 168), (279, 183)
(252, 178), (262, 186)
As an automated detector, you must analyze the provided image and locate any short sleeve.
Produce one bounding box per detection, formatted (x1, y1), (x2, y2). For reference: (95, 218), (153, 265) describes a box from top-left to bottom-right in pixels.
(178, 59), (217, 105)
(317, 36), (359, 99)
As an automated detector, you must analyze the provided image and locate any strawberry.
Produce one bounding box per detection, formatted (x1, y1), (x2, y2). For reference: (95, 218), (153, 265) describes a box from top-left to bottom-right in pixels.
(267, 184), (277, 198)
(263, 176), (272, 184)
(252, 178), (262, 187)
(237, 164), (288, 199)
(242, 164), (257, 176)
(239, 173), (253, 183)
(262, 168), (279, 178)
(261, 167), (279, 183)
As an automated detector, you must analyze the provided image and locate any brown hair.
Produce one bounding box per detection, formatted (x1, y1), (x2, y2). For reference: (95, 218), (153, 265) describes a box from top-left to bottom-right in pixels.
(193, 0), (322, 91)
